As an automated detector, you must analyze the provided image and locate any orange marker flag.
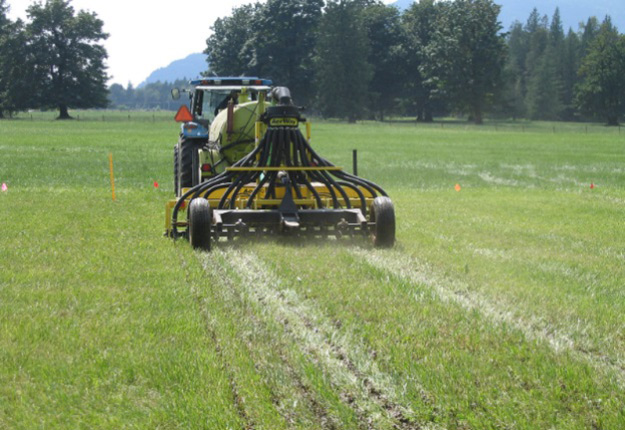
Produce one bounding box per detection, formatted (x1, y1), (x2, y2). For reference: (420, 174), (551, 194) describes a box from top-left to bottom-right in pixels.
(455, 184), (461, 192)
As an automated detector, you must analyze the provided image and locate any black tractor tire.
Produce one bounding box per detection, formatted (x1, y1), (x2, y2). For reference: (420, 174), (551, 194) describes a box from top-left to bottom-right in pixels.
(370, 196), (396, 248)
(178, 137), (203, 191)
(188, 198), (212, 251)
(173, 144), (180, 196)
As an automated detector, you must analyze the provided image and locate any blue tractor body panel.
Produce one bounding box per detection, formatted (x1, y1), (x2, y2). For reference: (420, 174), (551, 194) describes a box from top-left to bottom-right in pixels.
(180, 121), (209, 139)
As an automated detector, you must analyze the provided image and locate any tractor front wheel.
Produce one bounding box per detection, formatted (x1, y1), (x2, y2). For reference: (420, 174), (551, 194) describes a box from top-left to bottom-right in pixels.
(188, 198), (212, 251)
(370, 196), (395, 248)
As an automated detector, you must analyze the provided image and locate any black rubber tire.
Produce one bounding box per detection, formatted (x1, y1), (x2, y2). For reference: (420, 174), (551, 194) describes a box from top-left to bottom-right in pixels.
(370, 196), (395, 248)
(188, 198), (212, 251)
(178, 137), (203, 190)
(173, 144), (180, 196)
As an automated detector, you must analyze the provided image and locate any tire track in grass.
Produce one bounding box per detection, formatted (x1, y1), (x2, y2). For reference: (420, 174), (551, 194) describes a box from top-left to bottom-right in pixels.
(209, 248), (443, 430)
(179, 257), (256, 430)
(352, 248), (625, 388)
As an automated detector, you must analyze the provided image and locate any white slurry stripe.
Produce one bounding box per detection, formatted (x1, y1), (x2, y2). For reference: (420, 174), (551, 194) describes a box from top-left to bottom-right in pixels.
(203, 248), (443, 430)
(351, 249), (625, 388)
(477, 172), (521, 187)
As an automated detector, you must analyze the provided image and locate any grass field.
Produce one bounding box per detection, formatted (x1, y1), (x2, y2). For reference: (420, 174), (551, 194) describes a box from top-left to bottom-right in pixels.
(1, 115), (624, 429)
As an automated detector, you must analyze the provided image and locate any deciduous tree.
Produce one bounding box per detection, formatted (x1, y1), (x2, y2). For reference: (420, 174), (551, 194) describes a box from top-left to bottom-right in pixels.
(401, 0), (440, 122)
(0, 1), (33, 117)
(423, 0), (506, 124)
(361, 2), (404, 120)
(315, 0), (371, 122)
(204, 3), (260, 77)
(249, 0), (323, 105)
(26, 0), (108, 119)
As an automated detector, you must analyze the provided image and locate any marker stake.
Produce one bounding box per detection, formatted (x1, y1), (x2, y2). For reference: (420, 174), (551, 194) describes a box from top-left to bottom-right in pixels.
(109, 153), (116, 201)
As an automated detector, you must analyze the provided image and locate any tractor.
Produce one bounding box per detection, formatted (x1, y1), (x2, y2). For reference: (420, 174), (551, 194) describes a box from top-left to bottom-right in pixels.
(165, 77), (396, 250)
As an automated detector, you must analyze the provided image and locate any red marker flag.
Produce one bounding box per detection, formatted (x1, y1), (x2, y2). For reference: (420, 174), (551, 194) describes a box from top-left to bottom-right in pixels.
(153, 181), (159, 188)
(590, 183), (595, 189)
(1, 183), (7, 192)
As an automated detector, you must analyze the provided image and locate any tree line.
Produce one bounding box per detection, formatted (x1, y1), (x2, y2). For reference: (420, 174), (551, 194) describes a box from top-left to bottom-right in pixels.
(1, 0), (624, 125)
(108, 80), (191, 111)
(0, 0), (108, 119)
(205, 0), (625, 125)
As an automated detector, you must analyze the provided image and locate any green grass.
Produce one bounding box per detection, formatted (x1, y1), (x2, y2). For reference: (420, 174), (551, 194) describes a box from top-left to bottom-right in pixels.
(1, 116), (624, 429)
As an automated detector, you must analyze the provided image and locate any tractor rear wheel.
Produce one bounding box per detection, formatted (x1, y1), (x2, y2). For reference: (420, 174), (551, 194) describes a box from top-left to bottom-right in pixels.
(178, 137), (203, 191)
(371, 196), (395, 248)
(188, 198), (212, 251)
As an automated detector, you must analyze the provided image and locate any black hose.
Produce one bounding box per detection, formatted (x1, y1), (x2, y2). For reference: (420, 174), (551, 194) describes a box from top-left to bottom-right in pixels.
(293, 132), (340, 208)
(295, 131), (351, 208)
(172, 117), (389, 239)
(337, 181), (367, 217)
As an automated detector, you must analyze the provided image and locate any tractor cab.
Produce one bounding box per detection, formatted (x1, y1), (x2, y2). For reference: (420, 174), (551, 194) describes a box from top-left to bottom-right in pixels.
(171, 77), (273, 196)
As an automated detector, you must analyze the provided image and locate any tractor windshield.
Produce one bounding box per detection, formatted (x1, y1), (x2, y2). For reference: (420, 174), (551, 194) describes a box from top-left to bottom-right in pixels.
(199, 90), (233, 123)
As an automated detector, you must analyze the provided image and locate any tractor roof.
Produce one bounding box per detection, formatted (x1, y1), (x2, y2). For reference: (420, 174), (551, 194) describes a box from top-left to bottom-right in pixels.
(189, 77), (273, 87)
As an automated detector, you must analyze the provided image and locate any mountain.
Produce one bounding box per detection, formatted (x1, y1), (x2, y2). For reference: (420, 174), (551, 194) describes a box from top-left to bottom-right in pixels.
(138, 53), (208, 88)
(390, 0), (625, 32)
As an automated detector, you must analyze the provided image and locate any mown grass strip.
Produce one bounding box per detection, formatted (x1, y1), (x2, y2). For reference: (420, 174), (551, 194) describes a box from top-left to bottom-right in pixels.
(207, 248), (440, 430)
(252, 242), (625, 430)
(195, 248), (365, 430)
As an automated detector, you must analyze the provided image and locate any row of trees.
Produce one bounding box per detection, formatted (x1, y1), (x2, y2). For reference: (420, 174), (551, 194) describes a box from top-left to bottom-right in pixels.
(108, 80), (189, 110)
(504, 11), (625, 124)
(0, 0), (108, 118)
(205, 0), (625, 124)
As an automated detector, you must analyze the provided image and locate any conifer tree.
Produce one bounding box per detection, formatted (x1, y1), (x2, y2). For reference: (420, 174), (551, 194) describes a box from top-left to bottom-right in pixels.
(576, 17), (625, 125)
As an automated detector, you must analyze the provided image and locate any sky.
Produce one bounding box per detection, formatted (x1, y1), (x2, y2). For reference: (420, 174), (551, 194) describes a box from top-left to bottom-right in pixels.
(7, 0), (396, 87)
